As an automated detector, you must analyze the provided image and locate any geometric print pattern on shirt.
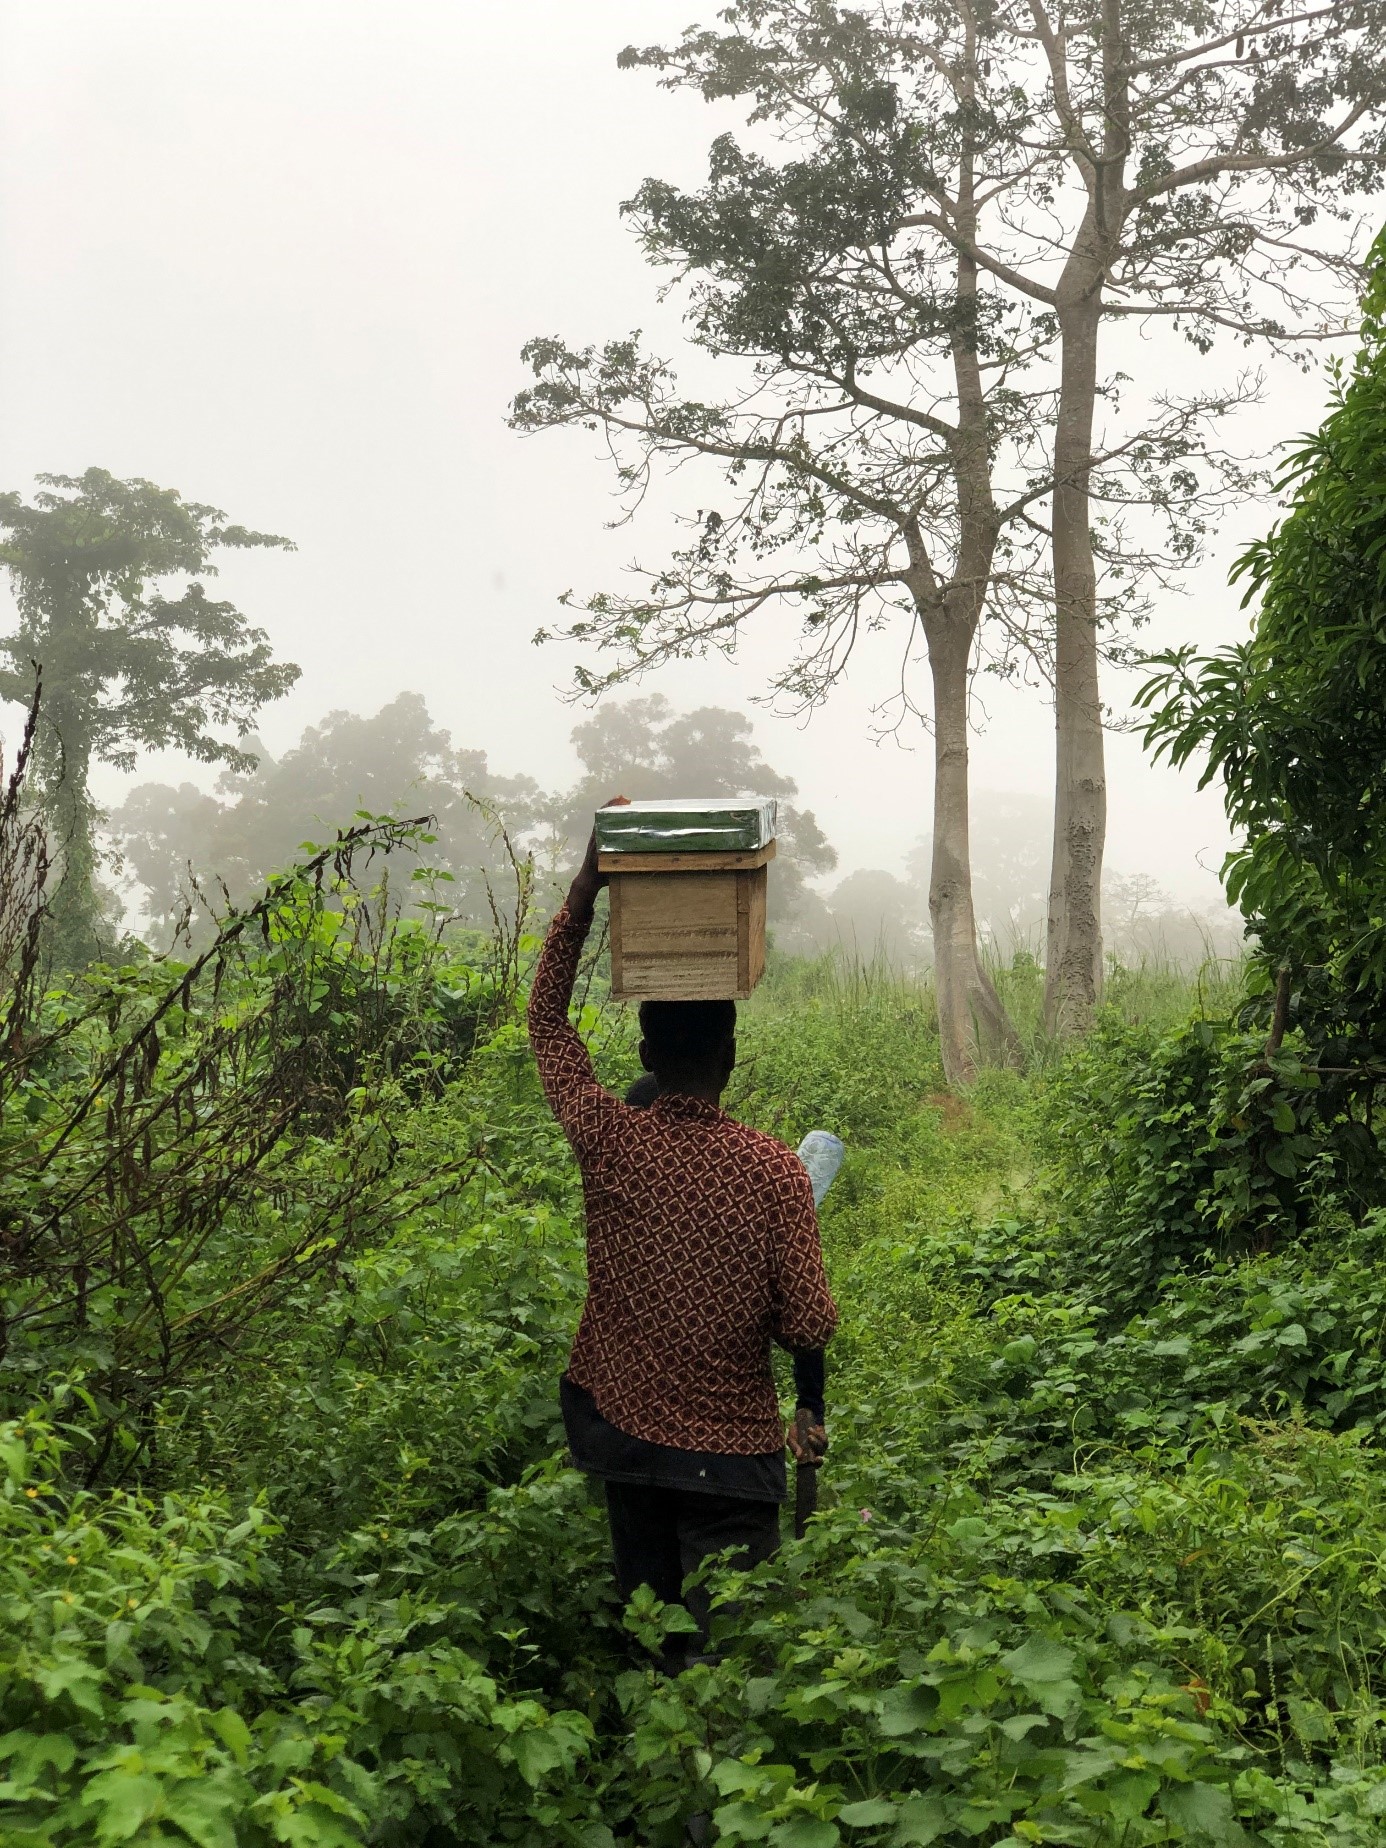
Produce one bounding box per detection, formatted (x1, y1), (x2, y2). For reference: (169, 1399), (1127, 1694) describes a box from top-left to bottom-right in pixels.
(528, 904), (839, 1454)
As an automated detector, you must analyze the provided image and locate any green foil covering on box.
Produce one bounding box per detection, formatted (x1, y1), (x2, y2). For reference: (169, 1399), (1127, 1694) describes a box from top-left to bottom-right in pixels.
(594, 797), (778, 854)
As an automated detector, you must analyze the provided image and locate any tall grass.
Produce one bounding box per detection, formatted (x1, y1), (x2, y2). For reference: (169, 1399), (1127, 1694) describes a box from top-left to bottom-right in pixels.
(762, 936), (1250, 1080)
(759, 940), (936, 1020)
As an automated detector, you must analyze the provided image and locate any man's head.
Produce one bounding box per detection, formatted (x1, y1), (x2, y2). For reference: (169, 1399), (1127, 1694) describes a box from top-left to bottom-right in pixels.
(637, 998), (737, 1101)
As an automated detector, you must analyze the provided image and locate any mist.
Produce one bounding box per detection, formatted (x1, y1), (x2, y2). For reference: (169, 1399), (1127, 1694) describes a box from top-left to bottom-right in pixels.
(7, 6), (1386, 1823)
(0, 0), (1339, 929)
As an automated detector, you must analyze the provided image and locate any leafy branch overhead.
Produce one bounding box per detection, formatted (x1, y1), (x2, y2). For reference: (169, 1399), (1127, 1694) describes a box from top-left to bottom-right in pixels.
(514, 0), (1373, 711)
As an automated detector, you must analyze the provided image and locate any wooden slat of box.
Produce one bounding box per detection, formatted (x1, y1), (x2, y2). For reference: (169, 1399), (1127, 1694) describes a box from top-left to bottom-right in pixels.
(609, 863), (768, 1001)
(739, 864), (767, 994)
(597, 840), (776, 875)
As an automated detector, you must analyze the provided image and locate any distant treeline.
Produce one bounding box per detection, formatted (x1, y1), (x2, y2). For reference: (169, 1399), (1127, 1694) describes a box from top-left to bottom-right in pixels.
(109, 691), (1240, 969)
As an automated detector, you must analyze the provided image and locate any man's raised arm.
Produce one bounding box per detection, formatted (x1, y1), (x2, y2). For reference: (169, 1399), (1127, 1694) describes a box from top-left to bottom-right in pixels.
(527, 830), (615, 1162)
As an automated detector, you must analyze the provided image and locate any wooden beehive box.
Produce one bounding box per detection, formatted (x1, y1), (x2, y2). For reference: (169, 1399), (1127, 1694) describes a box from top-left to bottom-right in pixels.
(600, 840), (775, 1002)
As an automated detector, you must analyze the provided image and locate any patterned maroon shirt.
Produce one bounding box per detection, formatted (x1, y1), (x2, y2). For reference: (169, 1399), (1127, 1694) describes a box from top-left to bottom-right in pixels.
(529, 904), (838, 1454)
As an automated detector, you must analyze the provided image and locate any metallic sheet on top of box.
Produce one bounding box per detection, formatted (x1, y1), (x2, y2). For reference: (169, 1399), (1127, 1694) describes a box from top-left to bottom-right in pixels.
(594, 797), (777, 855)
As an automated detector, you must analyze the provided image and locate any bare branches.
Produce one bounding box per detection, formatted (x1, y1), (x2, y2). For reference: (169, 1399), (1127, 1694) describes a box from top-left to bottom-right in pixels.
(0, 768), (531, 1465)
(892, 211), (1061, 305)
(1122, 2), (1360, 81)
(514, 0), (1386, 761)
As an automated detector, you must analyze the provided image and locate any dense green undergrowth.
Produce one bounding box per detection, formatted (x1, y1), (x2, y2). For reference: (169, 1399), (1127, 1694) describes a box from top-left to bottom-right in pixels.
(4, 931), (1386, 1846)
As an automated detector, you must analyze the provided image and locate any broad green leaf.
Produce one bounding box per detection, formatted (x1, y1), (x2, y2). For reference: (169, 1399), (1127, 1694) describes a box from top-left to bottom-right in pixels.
(162, 1779), (243, 1848)
(1285, 1697), (1331, 1743)
(1102, 1770), (1160, 1823)
(712, 1759), (771, 1798)
(2, 1732), (78, 1777)
(280, 1784), (364, 1823)
(207, 1708), (252, 1767)
(838, 1798), (898, 1826)
(79, 1769), (164, 1842)
(1159, 1779), (1237, 1837)
(1001, 1637), (1078, 1687)
(890, 1795), (948, 1845)
(944, 1517), (987, 1550)
(509, 1723), (586, 1787)
(770, 1822), (839, 1848)
(714, 1800), (774, 1843)
(35, 1656), (106, 1720)
(999, 1713), (1049, 1742)
(265, 1808), (363, 1848)
(877, 1686), (939, 1736)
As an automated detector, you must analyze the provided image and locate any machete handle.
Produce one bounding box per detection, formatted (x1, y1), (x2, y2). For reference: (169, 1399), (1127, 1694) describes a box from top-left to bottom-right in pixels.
(792, 1405), (826, 1462)
(792, 1408), (822, 1541)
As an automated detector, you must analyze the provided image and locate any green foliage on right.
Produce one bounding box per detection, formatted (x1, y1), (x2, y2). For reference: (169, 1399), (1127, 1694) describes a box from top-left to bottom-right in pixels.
(1037, 1013), (1385, 1306)
(1141, 226), (1386, 1132)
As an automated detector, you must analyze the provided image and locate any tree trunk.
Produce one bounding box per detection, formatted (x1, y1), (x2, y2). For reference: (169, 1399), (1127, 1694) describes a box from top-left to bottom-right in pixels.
(927, 614), (1019, 1084)
(1041, 0), (1131, 1038)
(918, 22), (1020, 1087)
(1043, 274), (1107, 1037)
(38, 690), (103, 970)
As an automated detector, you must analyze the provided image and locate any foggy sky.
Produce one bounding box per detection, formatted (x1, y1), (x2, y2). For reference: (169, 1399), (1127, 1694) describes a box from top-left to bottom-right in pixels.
(0, 1), (1341, 905)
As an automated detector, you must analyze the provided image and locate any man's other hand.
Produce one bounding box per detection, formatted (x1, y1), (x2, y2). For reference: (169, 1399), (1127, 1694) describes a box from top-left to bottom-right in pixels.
(787, 1412), (827, 1466)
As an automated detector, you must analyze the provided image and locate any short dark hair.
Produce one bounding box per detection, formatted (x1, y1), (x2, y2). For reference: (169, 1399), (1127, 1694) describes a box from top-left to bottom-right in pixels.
(638, 998), (736, 1079)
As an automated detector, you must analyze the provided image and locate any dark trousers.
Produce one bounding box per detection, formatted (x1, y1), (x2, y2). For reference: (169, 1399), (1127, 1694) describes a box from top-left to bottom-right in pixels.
(603, 1481), (781, 1664)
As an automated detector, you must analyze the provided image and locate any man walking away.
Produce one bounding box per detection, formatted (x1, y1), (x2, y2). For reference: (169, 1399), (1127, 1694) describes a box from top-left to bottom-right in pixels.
(529, 830), (838, 1665)
(626, 1076), (835, 1508)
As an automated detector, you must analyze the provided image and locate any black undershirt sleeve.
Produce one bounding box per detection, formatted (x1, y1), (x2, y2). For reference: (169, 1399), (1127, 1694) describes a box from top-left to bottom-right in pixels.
(791, 1348), (826, 1423)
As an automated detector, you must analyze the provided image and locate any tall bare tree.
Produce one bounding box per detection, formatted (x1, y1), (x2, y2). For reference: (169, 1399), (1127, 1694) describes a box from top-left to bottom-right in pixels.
(996, 0), (1386, 1031)
(511, 1), (1289, 1077)
(515, 15), (1045, 1078)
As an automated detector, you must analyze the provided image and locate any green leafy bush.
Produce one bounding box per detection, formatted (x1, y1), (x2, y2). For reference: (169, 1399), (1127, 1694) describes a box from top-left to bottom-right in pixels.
(1035, 1013), (1375, 1308)
(5, 831), (1386, 1842)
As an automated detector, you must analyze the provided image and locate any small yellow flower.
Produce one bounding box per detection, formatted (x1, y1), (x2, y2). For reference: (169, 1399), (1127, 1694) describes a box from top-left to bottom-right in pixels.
(127, 1597), (138, 1609)
(24, 1487), (38, 1499)
(66, 1554), (78, 1565)
(62, 1592), (74, 1604)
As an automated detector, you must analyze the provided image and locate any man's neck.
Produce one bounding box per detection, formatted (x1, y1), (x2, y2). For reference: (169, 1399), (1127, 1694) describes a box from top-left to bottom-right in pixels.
(655, 1079), (724, 1108)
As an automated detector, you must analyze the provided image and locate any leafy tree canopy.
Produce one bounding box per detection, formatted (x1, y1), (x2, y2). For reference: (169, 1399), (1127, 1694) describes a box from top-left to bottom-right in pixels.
(114, 692), (541, 937)
(0, 468), (300, 960)
(0, 469), (297, 773)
